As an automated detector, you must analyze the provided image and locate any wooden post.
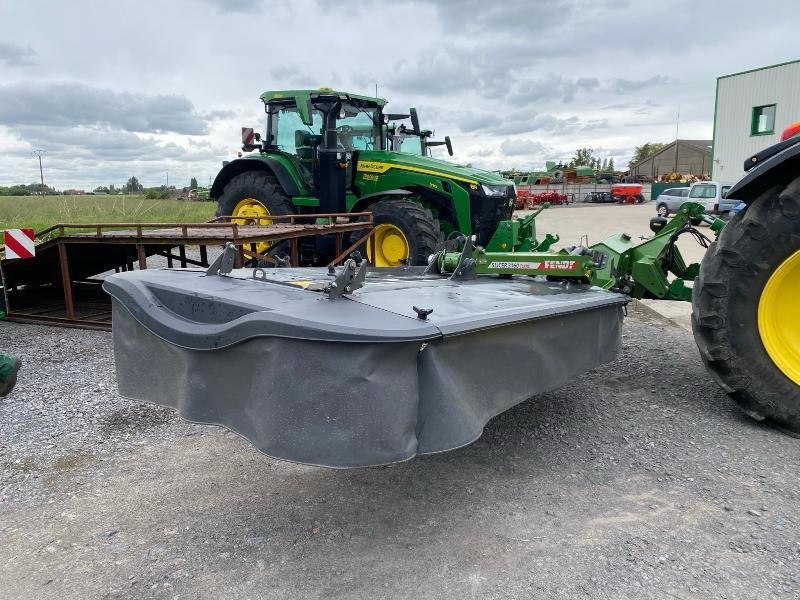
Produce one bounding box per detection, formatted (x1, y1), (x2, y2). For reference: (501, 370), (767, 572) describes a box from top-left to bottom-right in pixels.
(137, 244), (147, 270)
(335, 233), (342, 259)
(58, 243), (75, 320)
(179, 245), (187, 268)
(166, 248), (173, 268)
(290, 238), (299, 267)
(235, 246), (244, 268)
(199, 245), (208, 267)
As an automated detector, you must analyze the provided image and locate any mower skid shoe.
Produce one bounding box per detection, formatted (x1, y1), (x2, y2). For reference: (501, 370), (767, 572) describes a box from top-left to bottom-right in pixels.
(104, 267), (627, 468)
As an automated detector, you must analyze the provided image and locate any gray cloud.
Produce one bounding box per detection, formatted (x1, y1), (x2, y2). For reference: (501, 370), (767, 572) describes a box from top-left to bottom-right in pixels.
(459, 108), (608, 136)
(0, 42), (38, 67)
(610, 76), (672, 93)
(508, 75), (600, 105)
(500, 139), (546, 157)
(0, 82), (208, 135)
(201, 0), (266, 13)
(12, 126), (218, 163)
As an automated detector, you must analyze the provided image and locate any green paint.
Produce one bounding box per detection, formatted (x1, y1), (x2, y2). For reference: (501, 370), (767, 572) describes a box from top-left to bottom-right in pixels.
(432, 201), (728, 303)
(216, 89), (515, 244)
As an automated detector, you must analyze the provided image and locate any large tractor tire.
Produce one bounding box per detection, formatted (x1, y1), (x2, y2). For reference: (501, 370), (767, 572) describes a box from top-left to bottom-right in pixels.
(216, 171), (295, 256)
(692, 176), (800, 432)
(358, 199), (442, 267)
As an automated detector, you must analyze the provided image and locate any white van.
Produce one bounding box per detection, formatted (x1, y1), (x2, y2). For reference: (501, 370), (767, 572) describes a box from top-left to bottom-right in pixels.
(687, 181), (734, 214)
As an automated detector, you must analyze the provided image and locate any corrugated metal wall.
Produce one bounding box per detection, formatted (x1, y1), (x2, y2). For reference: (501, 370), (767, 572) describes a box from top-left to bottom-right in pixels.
(713, 61), (800, 184)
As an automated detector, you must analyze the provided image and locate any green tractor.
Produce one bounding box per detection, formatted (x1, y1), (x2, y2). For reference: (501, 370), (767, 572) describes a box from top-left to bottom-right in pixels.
(210, 88), (515, 266)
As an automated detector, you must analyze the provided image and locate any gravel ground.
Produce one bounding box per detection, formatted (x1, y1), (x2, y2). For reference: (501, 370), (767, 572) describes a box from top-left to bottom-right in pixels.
(1, 303), (799, 600)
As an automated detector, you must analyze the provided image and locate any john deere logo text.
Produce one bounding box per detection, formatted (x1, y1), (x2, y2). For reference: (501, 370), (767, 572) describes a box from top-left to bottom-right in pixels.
(357, 161), (390, 173)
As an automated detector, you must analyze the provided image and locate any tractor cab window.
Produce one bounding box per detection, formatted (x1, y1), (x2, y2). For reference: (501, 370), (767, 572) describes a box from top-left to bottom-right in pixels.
(392, 136), (423, 155)
(335, 109), (380, 151)
(270, 106), (323, 156)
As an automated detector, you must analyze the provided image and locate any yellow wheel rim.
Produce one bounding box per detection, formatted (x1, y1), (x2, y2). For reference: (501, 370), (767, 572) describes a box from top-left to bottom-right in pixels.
(232, 198), (272, 254)
(368, 223), (410, 267)
(758, 248), (800, 385)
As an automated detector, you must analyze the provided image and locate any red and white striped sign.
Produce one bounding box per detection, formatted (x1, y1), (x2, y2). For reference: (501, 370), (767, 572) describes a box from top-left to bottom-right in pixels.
(241, 127), (254, 145)
(4, 228), (35, 259)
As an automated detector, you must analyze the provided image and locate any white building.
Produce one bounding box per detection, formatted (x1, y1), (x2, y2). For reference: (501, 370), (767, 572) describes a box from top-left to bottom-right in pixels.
(712, 59), (800, 184)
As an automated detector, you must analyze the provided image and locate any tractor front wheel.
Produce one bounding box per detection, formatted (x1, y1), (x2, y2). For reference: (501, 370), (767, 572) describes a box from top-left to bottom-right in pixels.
(356, 199), (442, 267)
(692, 175), (800, 432)
(216, 171), (295, 256)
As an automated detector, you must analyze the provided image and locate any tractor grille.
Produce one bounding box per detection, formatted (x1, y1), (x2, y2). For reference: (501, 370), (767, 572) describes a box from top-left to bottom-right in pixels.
(470, 192), (515, 247)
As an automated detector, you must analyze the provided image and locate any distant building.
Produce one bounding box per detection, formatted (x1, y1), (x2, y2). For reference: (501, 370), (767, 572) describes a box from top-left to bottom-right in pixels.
(712, 59), (800, 183)
(628, 140), (712, 179)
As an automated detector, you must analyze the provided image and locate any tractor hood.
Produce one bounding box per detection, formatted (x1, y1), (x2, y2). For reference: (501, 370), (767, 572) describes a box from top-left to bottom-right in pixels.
(357, 150), (512, 188)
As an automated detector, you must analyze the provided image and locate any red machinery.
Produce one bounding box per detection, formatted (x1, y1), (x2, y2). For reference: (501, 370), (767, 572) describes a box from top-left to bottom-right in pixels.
(515, 189), (568, 209)
(611, 183), (645, 204)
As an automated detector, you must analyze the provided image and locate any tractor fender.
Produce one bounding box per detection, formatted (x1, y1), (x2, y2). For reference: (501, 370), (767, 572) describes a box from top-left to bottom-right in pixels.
(210, 156), (304, 199)
(351, 188), (457, 228)
(727, 138), (800, 204)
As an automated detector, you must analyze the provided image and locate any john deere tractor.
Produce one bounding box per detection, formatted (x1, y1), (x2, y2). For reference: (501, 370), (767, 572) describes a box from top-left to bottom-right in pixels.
(210, 88), (515, 266)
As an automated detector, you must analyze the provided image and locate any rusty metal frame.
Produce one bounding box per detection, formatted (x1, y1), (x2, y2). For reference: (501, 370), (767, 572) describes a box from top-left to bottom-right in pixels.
(1, 212), (374, 330)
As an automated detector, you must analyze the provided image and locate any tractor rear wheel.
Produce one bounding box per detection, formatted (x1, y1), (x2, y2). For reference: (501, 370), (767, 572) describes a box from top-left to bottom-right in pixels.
(692, 175), (800, 432)
(216, 171), (295, 256)
(356, 199), (442, 267)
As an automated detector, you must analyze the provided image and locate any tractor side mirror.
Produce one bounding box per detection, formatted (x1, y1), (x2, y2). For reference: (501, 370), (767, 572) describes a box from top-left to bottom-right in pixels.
(410, 108), (420, 133)
(425, 136), (454, 156)
(385, 113), (410, 121)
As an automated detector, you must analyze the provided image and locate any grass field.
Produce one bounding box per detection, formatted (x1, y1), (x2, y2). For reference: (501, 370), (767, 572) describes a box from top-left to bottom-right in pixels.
(0, 195), (217, 233)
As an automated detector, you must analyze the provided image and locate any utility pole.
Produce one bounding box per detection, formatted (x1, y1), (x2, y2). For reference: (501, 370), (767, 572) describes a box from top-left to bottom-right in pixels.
(31, 149), (47, 188)
(674, 105), (681, 174)
(166, 171), (169, 187)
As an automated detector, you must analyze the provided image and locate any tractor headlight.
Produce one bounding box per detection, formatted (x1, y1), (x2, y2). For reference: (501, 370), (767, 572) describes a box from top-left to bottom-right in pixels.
(481, 184), (510, 197)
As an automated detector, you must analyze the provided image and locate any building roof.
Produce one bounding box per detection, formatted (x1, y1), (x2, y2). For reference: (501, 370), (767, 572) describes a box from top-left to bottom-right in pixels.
(718, 59), (800, 80)
(629, 139), (712, 169)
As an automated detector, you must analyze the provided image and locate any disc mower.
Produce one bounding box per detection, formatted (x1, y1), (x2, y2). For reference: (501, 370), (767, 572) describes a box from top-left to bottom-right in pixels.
(104, 122), (800, 467)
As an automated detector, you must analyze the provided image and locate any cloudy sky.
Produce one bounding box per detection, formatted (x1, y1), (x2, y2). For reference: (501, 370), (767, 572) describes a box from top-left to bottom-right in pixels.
(0, 0), (796, 190)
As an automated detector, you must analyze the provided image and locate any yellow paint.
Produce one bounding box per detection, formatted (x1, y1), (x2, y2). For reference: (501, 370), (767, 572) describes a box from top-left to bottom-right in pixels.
(232, 198), (272, 254)
(758, 248), (800, 385)
(356, 160), (478, 186)
(368, 223), (410, 266)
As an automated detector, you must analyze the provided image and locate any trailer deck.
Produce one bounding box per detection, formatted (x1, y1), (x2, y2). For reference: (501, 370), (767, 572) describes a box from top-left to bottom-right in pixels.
(0, 213), (374, 329)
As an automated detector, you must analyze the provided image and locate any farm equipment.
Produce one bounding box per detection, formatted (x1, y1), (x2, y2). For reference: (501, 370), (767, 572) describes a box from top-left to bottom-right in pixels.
(515, 189), (568, 209)
(104, 123), (800, 467)
(610, 183), (645, 203)
(210, 88), (515, 267)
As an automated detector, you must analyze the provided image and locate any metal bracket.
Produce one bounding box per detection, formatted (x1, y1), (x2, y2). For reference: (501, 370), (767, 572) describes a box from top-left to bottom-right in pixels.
(326, 258), (368, 298)
(423, 251), (443, 274)
(449, 235), (476, 280)
(205, 243), (236, 276)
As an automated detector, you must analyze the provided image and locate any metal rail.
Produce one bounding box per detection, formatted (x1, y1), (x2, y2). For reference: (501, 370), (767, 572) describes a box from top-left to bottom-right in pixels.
(1, 213), (375, 330)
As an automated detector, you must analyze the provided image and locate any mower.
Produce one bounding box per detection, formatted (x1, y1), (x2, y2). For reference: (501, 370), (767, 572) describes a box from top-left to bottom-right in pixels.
(105, 122), (800, 468)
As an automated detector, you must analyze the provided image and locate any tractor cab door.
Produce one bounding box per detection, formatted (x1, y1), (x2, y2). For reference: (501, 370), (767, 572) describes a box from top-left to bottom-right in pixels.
(269, 106), (323, 188)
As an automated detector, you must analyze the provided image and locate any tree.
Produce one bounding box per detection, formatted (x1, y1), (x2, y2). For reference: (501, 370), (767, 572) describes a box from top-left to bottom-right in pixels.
(190, 177), (198, 190)
(568, 147), (597, 168)
(601, 158), (608, 171)
(629, 142), (666, 167)
(608, 157), (615, 172)
(125, 176), (143, 193)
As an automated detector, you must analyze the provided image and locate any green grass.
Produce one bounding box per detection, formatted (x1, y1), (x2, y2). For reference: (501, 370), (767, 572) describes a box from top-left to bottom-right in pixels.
(0, 195), (217, 233)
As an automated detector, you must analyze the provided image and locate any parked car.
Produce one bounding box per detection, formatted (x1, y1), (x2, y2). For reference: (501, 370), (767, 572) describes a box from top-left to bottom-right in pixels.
(655, 187), (690, 216)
